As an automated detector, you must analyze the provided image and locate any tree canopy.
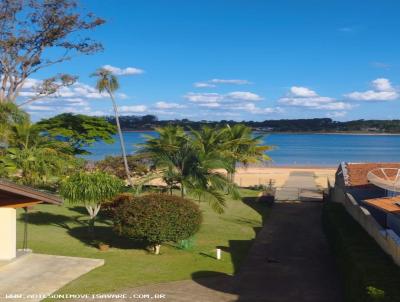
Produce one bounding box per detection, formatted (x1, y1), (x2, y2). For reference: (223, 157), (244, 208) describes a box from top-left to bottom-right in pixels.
(35, 113), (117, 154)
(0, 0), (104, 104)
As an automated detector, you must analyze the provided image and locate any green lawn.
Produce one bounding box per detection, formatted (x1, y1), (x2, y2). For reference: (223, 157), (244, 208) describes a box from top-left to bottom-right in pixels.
(17, 189), (267, 295)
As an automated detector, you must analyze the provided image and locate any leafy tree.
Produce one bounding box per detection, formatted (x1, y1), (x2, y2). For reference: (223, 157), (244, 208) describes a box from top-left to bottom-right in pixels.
(0, 103), (29, 148)
(60, 171), (123, 233)
(35, 113), (117, 154)
(92, 68), (134, 187)
(140, 125), (240, 213)
(0, 120), (79, 188)
(114, 194), (202, 254)
(95, 155), (148, 179)
(0, 0), (104, 104)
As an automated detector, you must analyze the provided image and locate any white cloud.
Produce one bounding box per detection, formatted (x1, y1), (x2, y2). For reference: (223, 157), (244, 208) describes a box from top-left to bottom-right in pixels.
(19, 78), (131, 117)
(119, 105), (148, 113)
(210, 79), (251, 85)
(194, 82), (216, 88)
(25, 105), (53, 111)
(229, 103), (283, 114)
(193, 78), (251, 88)
(155, 101), (186, 109)
(184, 92), (224, 104)
(102, 65), (144, 76)
(226, 91), (263, 101)
(185, 91), (263, 106)
(290, 86), (318, 97)
(327, 111), (347, 118)
(345, 78), (398, 101)
(279, 86), (354, 111)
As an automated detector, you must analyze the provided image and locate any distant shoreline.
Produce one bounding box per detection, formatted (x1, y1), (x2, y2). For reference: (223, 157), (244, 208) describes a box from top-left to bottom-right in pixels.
(122, 129), (400, 136)
(238, 165), (337, 170)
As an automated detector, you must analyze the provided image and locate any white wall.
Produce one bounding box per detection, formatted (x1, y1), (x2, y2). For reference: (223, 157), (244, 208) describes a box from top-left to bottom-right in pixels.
(0, 208), (16, 260)
(343, 193), (400, 266)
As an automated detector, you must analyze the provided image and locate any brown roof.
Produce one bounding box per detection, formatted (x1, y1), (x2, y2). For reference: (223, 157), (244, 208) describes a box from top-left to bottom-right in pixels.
(0, 179), (62, 208)
(344, 163), (400, 187)
(363, 196), (400, 214)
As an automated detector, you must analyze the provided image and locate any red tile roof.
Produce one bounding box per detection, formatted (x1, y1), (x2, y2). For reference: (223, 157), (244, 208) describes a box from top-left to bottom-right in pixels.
(345, 163), (400, 187)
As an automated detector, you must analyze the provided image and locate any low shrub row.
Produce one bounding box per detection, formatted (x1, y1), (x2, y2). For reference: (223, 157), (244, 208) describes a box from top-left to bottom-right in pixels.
(322, 202), (400, 302)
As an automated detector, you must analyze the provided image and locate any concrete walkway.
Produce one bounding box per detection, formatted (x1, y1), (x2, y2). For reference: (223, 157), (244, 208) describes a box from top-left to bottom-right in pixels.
(83, 172), (342, 302)
(275, 171), (322, 202)
(0, 253), (104, 301)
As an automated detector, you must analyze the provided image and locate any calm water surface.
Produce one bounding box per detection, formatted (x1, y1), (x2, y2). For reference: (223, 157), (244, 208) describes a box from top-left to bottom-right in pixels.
(83, 132), (400, 166)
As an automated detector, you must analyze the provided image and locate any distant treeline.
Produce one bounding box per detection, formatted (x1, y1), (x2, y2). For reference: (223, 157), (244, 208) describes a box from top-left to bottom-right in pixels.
(105, 115), (400, 133)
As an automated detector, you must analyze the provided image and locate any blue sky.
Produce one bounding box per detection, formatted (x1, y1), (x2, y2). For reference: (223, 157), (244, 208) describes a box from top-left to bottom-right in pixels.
(23, 0), (400, 121)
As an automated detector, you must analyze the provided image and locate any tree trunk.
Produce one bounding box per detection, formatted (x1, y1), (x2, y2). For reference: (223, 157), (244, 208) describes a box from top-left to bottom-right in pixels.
(154, 244), (161, 255)
(180, 183), (185, 197)
(108, 90), (134, 187)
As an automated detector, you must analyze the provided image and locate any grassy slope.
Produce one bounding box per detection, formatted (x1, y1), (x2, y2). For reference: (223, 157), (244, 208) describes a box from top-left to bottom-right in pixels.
(17, 189), (266, 294)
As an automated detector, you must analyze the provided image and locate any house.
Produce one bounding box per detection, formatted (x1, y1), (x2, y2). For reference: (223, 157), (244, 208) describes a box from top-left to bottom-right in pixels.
(329, 162), (400, 265)
(0, 179), (62, 260)
(330, 162), (400, 235)
(331, 162), (400, 203)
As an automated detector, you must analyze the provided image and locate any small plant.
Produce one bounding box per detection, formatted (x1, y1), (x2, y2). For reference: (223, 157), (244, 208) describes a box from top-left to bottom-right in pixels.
(366, 286), (385, 301)
(178, 236), (196, 250)
(258, 179), (276, 203)
(113, 194), (202, 254)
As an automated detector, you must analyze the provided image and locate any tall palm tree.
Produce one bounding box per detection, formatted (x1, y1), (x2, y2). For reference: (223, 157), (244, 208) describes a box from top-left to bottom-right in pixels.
(92, 68), (134, 187)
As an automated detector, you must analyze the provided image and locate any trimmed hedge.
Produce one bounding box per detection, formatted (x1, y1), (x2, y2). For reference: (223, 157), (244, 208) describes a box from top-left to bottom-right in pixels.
(322, 202), (400, 302)
(113, 193), (202, 252)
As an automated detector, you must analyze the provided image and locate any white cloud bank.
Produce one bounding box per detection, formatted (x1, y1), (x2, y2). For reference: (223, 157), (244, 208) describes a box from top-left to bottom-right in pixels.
(102, 65), (144, 76)
(155, 101), (186, 109)
(279, 86), (353, 110)
(194, 78), (251, 88)
(185, 91), (263, 105)
(345, 78), (398, 101)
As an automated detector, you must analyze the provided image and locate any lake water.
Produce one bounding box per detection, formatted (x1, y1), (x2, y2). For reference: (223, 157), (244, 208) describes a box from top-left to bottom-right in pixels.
(84, 132), (400, 166)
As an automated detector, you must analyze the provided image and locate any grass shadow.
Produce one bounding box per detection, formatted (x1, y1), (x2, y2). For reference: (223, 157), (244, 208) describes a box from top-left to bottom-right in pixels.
(68, 206), (113, 226)
(19, 212), (77, 230)
(68, 226), (148, 250)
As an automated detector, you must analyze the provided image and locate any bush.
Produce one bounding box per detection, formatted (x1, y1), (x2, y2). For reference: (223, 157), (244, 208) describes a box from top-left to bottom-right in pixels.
(322, 202), (400, 302)
(102, 192), (135, 218)
(113, 193), (202, 254)
(94, 155), (148, 179)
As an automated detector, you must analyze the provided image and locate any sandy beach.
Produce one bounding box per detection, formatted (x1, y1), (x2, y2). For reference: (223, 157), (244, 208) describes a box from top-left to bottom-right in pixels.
(147, 166), (337, 189)
(232, 166), (336, 189)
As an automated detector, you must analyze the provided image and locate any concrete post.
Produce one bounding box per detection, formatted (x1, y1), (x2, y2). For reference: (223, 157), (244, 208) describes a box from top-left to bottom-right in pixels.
(0, 208), (16, 260)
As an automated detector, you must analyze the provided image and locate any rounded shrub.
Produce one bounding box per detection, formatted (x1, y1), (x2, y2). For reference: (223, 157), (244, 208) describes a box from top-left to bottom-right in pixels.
(113, 193), (202, 254)
(102, 192), (135, 218)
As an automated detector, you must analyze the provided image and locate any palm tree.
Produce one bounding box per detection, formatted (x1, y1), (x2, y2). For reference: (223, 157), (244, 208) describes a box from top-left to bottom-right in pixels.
(221, 124), (272, 181)
(139, 125), (240, 213)
(92, 68), (134, 187)
(0, 120), (79, 187)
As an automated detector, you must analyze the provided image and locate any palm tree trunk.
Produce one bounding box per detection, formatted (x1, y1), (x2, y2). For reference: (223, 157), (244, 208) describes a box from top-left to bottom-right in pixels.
(108, 90), (134, 187)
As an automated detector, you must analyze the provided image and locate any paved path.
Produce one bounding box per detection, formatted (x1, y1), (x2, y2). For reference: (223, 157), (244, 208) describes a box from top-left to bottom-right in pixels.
(0, 253), (104, 302)
(235, 202), (342, 302)
(72, 172), (342, 302)
(275, 171), (322, 202)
